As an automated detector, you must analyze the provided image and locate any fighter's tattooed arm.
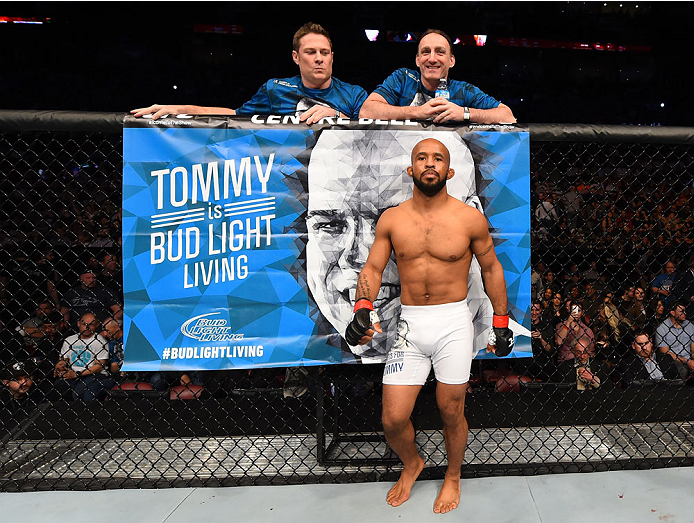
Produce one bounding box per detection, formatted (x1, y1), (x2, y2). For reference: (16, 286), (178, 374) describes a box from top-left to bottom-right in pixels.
(356, 273), (373, 301)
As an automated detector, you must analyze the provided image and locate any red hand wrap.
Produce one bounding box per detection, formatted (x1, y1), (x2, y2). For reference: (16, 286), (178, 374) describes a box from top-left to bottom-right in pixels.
(492, 314), (509, 328)
(354, 298), (374, 312)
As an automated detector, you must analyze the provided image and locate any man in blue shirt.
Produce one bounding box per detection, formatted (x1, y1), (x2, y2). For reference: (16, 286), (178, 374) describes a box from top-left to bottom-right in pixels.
(651, 260), (677, 307)
(131, 23), (367, 123)
(655, 301), (694, 379)
(359, 29), (515, 124)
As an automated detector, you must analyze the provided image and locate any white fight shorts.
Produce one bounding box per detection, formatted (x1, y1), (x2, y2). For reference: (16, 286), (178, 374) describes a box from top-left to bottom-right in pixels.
(382, 300), (474, 386)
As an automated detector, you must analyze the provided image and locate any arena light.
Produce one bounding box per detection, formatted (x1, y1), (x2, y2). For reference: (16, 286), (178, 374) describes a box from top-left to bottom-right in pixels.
(365, 30), (379, 42)
(496, 37), (650, 52)
(387, 31), (417, 43)
(193, 24), (243, 35)
(452, 38), (461, 45)
(0, 16), (50, 24)
(474, 35), (488, 47)
(661, 103), (665, 108)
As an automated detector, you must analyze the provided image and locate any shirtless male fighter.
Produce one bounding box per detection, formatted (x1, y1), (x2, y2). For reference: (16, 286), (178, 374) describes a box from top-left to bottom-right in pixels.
(344, 138), (513, 514)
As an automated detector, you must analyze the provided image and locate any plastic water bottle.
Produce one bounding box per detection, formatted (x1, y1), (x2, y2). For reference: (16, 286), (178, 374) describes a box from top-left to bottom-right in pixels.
(435, 78), (450, 99)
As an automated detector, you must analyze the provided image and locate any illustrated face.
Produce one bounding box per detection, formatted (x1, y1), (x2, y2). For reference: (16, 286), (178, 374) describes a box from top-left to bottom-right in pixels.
(306, 130), (477, 359)
(293, 33), (333, 89)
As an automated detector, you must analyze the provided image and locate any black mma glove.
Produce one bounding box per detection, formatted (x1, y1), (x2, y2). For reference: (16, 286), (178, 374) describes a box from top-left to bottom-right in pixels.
(488, 313), (514, 357)
(345, 298), (380, 346)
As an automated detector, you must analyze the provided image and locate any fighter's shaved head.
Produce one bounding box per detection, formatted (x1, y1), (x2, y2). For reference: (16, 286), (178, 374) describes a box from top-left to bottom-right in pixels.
(410, 138), (451, 166)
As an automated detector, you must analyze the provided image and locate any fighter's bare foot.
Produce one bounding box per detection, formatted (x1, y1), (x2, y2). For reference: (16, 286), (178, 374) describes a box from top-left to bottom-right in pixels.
(433, 474), (461, 514)
(386, 456), (425, 507)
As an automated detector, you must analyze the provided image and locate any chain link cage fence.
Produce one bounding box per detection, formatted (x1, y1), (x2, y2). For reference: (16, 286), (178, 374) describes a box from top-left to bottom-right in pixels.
(0, 112), (693, 492)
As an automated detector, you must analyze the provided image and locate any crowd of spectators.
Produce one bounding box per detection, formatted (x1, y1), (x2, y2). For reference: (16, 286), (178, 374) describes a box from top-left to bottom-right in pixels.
(2, 134), (693, 406)
(482, 162), (694, 392)
(0, 166), (252, 407)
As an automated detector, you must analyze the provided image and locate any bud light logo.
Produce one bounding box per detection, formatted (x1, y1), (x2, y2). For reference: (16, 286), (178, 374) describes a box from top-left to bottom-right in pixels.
(181, 313), (244, 342)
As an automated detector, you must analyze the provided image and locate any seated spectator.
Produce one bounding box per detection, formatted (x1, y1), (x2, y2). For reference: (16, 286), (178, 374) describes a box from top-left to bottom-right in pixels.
(542, 270), (559, 294)
(602, 292), (622, 327)
(1, 360), (51, 407)
(655, 302), (694, 379)
(98, 251), (123, 296)
(646, 298), (667, 336)
(1, 361), (35, 406)
(555, 303), (594, 364)
(563, 279), (583, 305)
(651, 260), (677, 307)
(32, 310), (67, 381)
(542, 291), (564, 329)
(561, 264), (583, 287)
(619, 330), (679, 386)
(527, 302), (558, 381)
(54, 312), (116, 401)
(624, 286), (649, 331)
(558, 336), (613, 390)
(88, 225), (114, 248)
(583, 261), (600, 283)
(100, 316), (124, 378)
(580, 282), (602, 324)
(540, 287), (554, 310)
(615, 284), (635, 318)
(531, 262), (546, 300)
(535, 192), (558, 238)
(591, 303), (625, 362)
(34, 299), (58, 322)
(562, 298), (575, 323)
(15, 316), (45, 359)
(60, 268), (122, 328)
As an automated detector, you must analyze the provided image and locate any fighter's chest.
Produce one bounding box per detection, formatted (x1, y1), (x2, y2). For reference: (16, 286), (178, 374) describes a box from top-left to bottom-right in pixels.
(391, 220), (470, 262)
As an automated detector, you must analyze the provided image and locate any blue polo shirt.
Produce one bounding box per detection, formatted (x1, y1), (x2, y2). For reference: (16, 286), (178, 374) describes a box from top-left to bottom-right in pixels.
(655, 318), (694, 359)
(373, 68), (501, 109)
(236, 75), (367, 118)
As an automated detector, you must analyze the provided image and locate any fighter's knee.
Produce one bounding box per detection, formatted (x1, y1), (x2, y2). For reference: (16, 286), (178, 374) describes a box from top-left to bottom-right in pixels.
(381, 412), (410, 433)
(437, 402), (466, 426)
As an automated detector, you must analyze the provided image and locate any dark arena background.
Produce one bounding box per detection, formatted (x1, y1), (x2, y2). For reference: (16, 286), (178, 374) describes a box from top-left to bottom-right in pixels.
(1, 1), (694, 496)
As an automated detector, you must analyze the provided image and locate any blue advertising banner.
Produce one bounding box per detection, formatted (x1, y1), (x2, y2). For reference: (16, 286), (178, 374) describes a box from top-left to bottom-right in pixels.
(122, 117), (530, 371)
